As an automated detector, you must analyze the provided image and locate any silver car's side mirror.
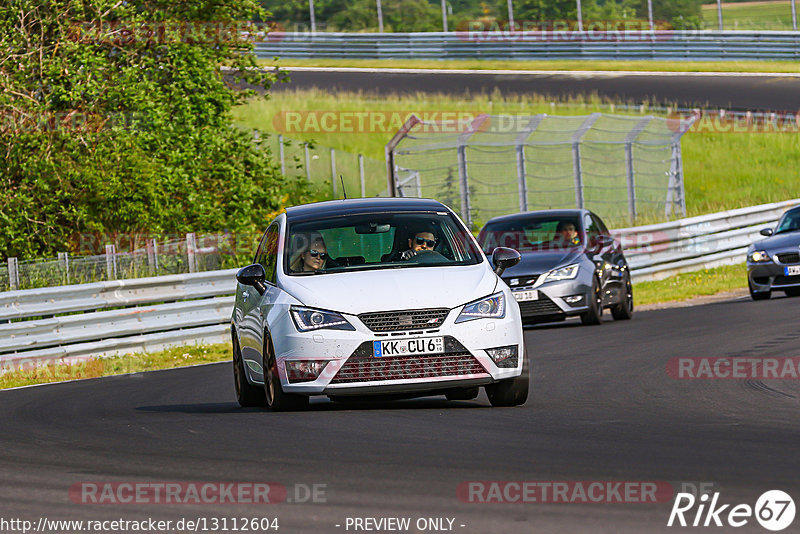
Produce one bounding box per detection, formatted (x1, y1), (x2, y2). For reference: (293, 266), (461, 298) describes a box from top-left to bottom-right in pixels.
(492, 247), (521, 276)
(236, 264), (267, 295)
(760, 228), (773, 237)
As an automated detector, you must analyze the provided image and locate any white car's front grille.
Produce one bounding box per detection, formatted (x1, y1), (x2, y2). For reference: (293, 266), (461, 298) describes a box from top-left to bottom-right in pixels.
(358, 308), (450, 332)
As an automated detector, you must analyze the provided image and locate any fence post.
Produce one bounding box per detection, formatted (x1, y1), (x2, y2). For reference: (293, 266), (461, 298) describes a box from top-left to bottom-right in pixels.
(105, 244), (117, 280)
(58, 252), (69, 284)
(624, 117), (653, 224)
(304, 143), (311, 182)
(147, 238), (159, 276)
(457, 144), (471, 227)
(571, 113), (601, 210)
(385, 115), (422, 198)
(186, 232), (197, 273)
(8, 257), (19, 291)
(278, 134), (285, 176)
(514, 115), (545, 213)
(359, 154), (366, 197)
(331, 148), (337, 198)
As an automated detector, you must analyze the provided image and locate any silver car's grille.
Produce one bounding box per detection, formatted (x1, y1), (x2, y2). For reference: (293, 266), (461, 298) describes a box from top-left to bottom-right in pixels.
(358, 308), (449, 332)
(518, 293), (563, 317)
(776, 252), (800, 264)
(503, 275), (539, 287)
(330, 352), (488, 384)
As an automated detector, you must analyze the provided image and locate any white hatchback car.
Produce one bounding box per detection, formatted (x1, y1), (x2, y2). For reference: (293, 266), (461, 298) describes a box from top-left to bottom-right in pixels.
(231, 198), (528, 410)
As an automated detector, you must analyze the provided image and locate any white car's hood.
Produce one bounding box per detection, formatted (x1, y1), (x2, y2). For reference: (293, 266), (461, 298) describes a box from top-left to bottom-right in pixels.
(282, 263), (498, 315)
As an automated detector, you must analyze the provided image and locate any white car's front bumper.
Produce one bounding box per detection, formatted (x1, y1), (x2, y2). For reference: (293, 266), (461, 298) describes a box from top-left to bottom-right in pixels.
(268, 294), (525, 396)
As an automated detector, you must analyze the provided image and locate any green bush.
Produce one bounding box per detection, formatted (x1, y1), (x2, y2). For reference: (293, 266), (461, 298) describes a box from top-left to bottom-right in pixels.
(0, 0), (314, 259)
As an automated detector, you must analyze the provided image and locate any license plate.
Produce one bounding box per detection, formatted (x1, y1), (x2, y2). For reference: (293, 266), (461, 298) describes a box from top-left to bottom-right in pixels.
(513, 290), (539, 302)
(373, 337), (444, 357)
(786, 266), (800, 275)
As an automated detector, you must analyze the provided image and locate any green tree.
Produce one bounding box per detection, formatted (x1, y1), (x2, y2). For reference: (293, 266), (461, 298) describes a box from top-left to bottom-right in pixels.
(0, 0), (312, 259)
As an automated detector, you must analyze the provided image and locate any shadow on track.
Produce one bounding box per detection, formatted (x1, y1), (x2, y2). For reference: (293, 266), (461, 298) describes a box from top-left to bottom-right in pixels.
(136, 398), (491, 414)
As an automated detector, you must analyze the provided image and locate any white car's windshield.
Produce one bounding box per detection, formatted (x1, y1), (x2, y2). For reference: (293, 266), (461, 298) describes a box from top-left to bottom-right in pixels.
(285, 212), (482, 275)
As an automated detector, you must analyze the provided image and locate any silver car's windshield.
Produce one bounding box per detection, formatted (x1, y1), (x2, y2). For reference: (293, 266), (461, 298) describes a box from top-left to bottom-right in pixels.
(478, 216), (583, 254)
(284, 212), (482, 275)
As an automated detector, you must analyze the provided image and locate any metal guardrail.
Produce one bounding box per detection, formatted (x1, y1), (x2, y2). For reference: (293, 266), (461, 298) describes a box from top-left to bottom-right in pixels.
(1, 198), (798, 370)
(0, 270), (238, 371)
(614, 199), (800, 282)
(254, 31), (800, 61)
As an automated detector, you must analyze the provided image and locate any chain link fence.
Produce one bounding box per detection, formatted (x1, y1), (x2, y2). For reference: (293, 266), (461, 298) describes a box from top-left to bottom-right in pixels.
(387, 112), (697, 230)
(258, 132), (388, 198)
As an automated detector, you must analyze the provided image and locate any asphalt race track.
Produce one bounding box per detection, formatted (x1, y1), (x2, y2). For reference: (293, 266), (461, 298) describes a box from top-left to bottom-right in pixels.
(2, 295), (799, 534)
(272, 68), (800, 111)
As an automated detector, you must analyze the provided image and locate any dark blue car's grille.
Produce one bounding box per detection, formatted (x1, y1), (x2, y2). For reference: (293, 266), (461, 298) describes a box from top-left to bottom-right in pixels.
(777, 252), (800, 264)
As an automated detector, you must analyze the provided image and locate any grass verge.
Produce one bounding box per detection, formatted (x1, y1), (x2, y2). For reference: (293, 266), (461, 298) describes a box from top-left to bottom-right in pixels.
(633, 263), (748, 306)
(233, 89), (800, 220)
(0, 343), (231, 390)
(701, 1), (797, 31)
(261, 58), (800, 74)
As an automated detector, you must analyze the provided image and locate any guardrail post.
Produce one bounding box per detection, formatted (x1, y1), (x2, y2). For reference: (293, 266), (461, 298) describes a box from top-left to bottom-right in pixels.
(278, 134), (285, 176)
(331, 148), (337, 198)
(8, 257), (19, 291)
(147, 238), (159, 276)
(359, 154), (366, 197)
(58, 252), (69, 284)
(105, 245), (117, 280)
(186, 233), (197, 273)
(304, 143), (311, 182)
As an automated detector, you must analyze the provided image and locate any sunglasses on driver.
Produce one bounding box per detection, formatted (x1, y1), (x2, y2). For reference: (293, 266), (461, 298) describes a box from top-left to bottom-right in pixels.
(306, 249), (328, 259)
(414, 237), (436, 248)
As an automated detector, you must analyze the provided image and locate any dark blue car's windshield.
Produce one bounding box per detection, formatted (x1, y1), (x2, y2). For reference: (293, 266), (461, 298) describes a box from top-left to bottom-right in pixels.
(775, 210), (800, 234)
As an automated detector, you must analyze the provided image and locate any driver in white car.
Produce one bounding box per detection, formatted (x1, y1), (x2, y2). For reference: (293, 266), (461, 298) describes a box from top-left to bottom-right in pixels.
(398, 229), (438, 260)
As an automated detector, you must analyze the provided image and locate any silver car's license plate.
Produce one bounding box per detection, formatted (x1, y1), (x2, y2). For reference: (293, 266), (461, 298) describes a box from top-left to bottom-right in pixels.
(373, 337), (444, 357)
(786, 266), (800, 276)
(513, 290), (539, 302)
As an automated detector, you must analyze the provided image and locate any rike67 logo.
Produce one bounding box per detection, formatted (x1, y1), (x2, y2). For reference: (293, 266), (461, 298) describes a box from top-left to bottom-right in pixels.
(668, 490), (795, 531)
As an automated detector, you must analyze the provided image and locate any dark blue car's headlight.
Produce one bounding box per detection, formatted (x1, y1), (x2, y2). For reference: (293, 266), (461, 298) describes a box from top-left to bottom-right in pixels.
(748, 250), (771, 263)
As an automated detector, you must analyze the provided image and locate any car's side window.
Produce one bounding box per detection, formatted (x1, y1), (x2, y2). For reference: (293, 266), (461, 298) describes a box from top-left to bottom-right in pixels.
(257, 224), (280, 284)
(584, 214), (601, 246)
(592, 214), (610, 237)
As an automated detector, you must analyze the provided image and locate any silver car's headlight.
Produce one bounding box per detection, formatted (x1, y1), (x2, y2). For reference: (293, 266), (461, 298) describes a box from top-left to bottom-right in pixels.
(748, 250), (771, 263)
(541, 263), (580, 283)
(290, 306), (355, 332)
(455, 292), (506, 323)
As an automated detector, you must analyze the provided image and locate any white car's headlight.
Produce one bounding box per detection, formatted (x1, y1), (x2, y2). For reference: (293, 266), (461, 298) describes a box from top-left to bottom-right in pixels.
(749, 250), (771, 263)
(290, 306), (355, 332)
(455, 292), (506, 323)
(541, 263), (580, 283)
